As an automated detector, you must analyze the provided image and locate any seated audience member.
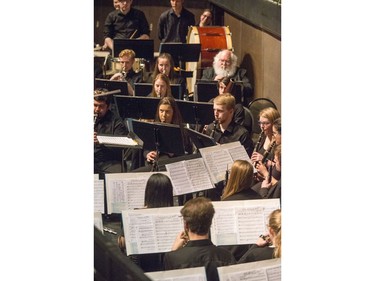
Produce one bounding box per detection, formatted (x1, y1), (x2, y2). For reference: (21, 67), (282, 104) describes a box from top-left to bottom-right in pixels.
(252, 144), (281, 200)
(238, 209), (281, 263)
(164, 197), (236, 281)
(221, 160), (261, 201)
(148, 73), (173, 98)
(146, 53), (187, 96)
(118, 173), (174, 272)
(204, 93), (254, 155)
(201, 49), (252, 104)
(197, 9), (213, 26)
(110, 49), (143, 96)
(158, 0), (195, 43)
(102, 0), (150, 51)
(94, 89), (129, 175)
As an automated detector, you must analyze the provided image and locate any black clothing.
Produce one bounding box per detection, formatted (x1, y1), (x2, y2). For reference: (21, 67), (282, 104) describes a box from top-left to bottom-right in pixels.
(222, 188), (262, 201)
(94, 110), (129, 174)
(158, 8), (195, 43)
(121, 68), (143, 91)
(208, 97), (245, 127)
(252, 179), (281, 200)
(238, 244), (275, 263)
(103, 8), (150, 40)
(202, 67), (253, 104)
(164, 239), (236, 281)
(204, 120), (254, 156)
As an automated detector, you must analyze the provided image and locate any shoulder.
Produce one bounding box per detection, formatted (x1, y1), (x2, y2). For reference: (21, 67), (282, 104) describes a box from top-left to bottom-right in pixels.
(160, 9), (171, 18)
(182, 8), (195, 17)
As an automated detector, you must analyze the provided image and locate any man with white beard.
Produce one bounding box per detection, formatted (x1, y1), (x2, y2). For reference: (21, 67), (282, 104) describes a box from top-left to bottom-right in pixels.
(201, 50), (252, 105)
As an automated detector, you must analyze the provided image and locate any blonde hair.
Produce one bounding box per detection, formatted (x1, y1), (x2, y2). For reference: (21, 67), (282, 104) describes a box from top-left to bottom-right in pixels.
(269, 209), (281, 258)
(118, 49), (136, 60)
(221, 160), (253, 200)
(259, 107), (280, 124)
(213, 93), (235, 110)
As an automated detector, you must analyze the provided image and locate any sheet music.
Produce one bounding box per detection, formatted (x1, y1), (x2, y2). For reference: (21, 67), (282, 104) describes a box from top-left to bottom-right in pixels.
(105, 172), (169, 214)
(210, 199), (280, 245)
(94, 178), (105, 213)
(97, 135), (138, 146)
(217, 258), (281, 281)
(94, 212), (104, 234)
(145, 267), (207, 281)
(122, 206), (183, 255)
(199, 146), (233, 183)
(166, 158), (214, 195)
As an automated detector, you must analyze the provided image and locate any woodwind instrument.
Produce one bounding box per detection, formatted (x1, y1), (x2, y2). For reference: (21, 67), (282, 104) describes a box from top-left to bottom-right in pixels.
(253, 131), (264, 154)
(261, 140), (276, 164)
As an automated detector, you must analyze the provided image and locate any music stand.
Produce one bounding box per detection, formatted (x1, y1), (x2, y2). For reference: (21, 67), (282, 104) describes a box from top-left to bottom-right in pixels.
(113, 39), (154, 61)
(194, 79), (243, 104)
(95, 78), (129, 96)
(134, 83), (183, 100)
(176, 99), (215, 127)
(129, 119), (185, 170)
(184, 128), (217, 150)
(159, 43), (201, 73)
(113, 95), (160, 120)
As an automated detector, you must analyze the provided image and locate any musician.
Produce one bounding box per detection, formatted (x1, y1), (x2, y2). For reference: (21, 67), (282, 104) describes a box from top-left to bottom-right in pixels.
(250, 107), (280, 165)
(158, 0), (195, 43)
(164, 197), (236, 281)
(198, 9), (213, 27)
(94, 89), (129, 175)
(102, 0), (150, 51)
(110, 49), (143, 96)
(148, 73), (173, 98)
(204, 93), (254, 156)
(201, 50), (253, 104)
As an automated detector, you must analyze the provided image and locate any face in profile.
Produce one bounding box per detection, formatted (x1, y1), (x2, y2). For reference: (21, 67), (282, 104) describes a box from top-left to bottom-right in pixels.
(158, 104), (173, 124)
(157, 58), (171, 76)
(154, 78), (168, 97)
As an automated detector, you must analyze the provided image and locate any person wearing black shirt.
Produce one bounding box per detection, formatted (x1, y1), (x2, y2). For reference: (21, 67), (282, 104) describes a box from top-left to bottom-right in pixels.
(94, 89), (129, 175)
(158, 0), (195, 43)
(103, 0), (150, 51)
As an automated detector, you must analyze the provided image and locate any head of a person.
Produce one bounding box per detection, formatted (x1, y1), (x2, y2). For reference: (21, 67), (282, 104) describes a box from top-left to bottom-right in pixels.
(144, 173), (174, 208)
(119, 0), (132, 14)
(170, 0), (184, 10)
(273, 144), (281, 172)
(113, 0), (121, 10)
(217, 77), (234, 95)
(118, 49), (135, 73)
(258, 107), (281, 135)
(151, 73), (172, 98)
(272, 118), (281, 145)
(221, 160), (254, 200)
(268, 209), (281, 258)
(181, 197), (215, 235)
(213, 49), (238, 77)
(213, 93), (235, 125)
(200, 9), (213, 26)
(153, 53), (175, 79)
(155, 96), (182, 125)
(94, 88), (111, 118)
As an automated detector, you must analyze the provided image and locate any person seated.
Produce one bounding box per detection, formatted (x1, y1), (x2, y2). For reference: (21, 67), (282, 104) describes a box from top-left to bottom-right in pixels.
(94, 89), (129, 176)
(110, 49), (143, 96)
(238, 209), (281, 263)
(201, 49), (252, 105)
(117, 173), (175, 272)
(164, 197), (236, 281)
(148, 73), (173, 98)
(102, 0), (150, 51)
(197, 9), (213, 27)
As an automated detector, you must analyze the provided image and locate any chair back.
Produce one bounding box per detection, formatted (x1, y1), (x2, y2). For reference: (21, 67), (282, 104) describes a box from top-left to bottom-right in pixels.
(248, 98), (278, 136)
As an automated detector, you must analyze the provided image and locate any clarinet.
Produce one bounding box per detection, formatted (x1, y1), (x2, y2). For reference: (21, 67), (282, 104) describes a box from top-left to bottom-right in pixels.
(253, 131), (264, 154)
(266, 163), (273, 184)
(210, 120), (218, 138)
(94, 113), (98, 128)
(262, 140), (276, 164)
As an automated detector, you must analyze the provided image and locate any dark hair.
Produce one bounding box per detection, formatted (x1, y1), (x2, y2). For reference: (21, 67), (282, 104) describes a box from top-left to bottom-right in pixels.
(94, 88), (111, 105)
(144, 173), (174, 208)
(273, 117), (281, 134)
(181, 197), (215, 235)
(154, 96), (183, 125)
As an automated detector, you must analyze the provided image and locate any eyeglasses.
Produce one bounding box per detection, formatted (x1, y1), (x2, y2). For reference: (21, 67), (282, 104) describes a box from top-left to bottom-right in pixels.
(258, 121), (271, 126)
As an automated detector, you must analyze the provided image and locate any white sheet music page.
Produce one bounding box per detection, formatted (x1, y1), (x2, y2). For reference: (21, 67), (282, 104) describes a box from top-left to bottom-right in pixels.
(105, 172), (169, 214)
(94, 177), (105, 213)
(166, 158), (214, 195)
(122, 206), (183, 255)
(97, 135), (138, 146)
(217, 258), (281, 281)
(145, 266), (207, 281)
(210, 199), (280, 246)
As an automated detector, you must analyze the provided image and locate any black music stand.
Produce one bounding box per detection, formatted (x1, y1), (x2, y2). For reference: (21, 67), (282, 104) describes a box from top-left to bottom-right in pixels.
(113, 95), (160, 121)
(134, 83), (184, 100)
(176, 100), (215, 127)
(194, 79), (243, 104)
(113, 39), (154, 61)
(184, 128), (216, 150)
(159, 43), (201, 77)
(95, 78), (129, 96)
(129, 120), (185, 171)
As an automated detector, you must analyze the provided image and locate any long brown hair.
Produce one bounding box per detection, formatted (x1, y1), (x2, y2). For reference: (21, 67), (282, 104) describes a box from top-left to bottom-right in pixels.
(221, 160), (253, 200)
(154, 96), (183, 125)
(150, 73), (172, 98)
